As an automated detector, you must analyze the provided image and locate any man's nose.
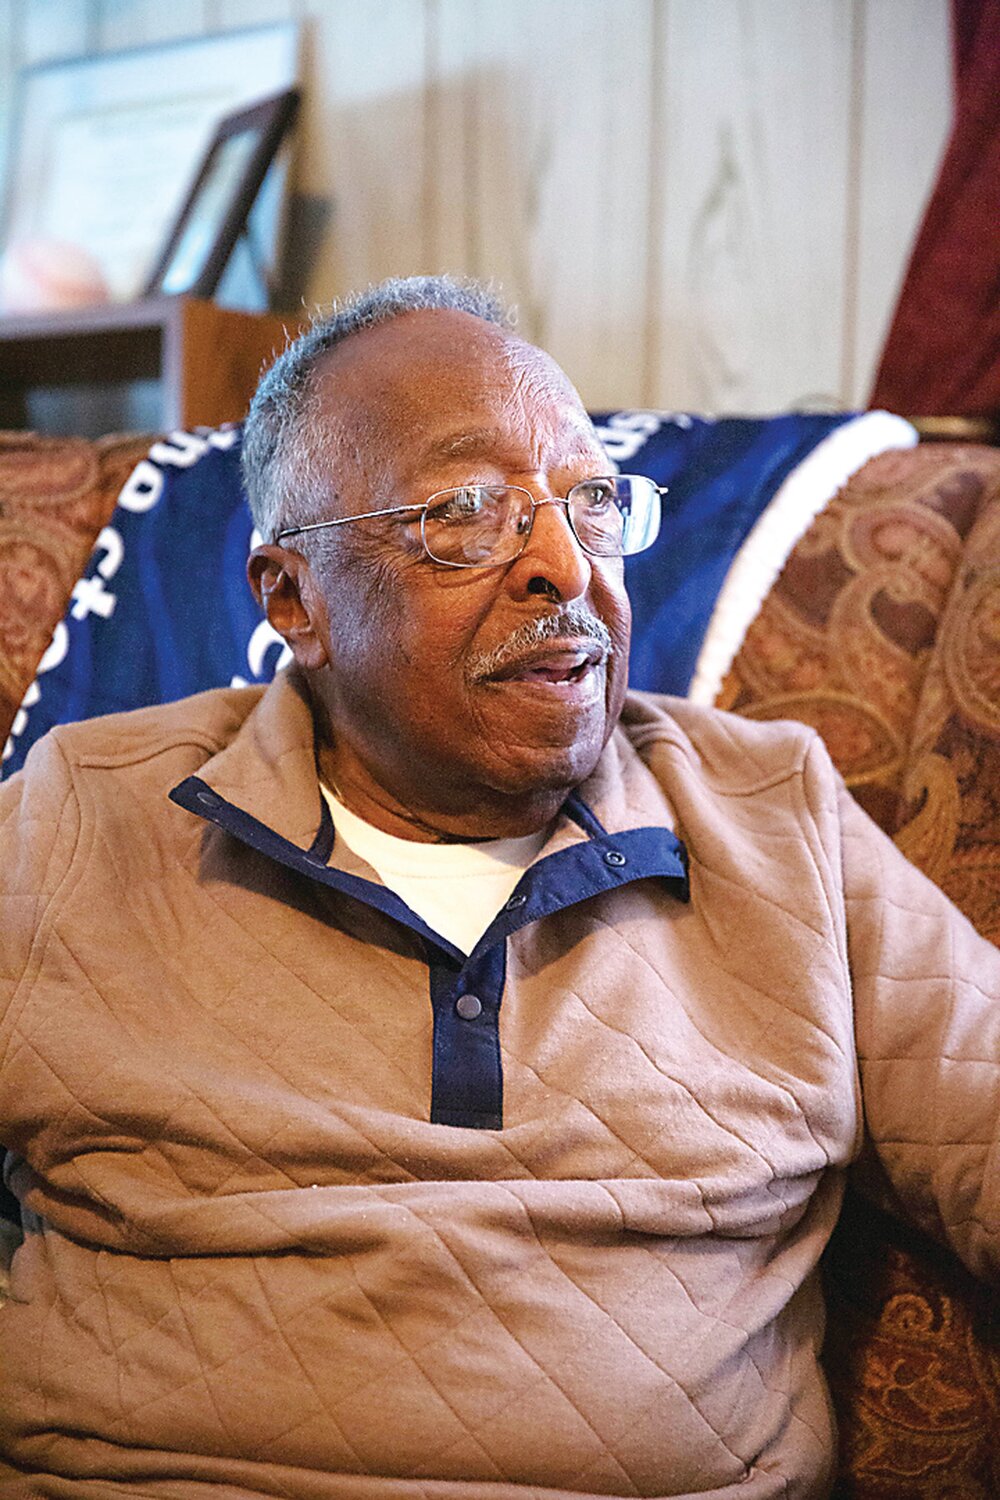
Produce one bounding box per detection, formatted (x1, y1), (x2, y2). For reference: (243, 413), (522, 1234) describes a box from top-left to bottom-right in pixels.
(505, 494), (592, 603)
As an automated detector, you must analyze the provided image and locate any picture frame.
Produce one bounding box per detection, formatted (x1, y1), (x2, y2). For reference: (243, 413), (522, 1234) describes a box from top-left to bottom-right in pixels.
(0, 24), (300, 304)
(144, 91), (300, 301)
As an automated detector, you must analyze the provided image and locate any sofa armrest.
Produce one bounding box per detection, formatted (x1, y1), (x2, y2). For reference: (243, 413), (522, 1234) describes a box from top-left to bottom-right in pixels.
(722, 439), (1000, 1497)
(722, 440), (1000, 944)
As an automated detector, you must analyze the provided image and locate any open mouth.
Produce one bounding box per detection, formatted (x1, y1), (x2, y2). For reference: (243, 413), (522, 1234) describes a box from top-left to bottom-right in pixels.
(520, 656), (594, 685)
(485, 644), (604, 687)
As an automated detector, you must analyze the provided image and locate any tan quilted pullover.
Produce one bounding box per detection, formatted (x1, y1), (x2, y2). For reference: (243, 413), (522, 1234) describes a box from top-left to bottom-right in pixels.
(1, 669), (998, 1499)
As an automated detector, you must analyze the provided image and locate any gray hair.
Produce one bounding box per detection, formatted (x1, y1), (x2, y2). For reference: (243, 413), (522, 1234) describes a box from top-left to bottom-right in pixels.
(241, 274), (514, 542)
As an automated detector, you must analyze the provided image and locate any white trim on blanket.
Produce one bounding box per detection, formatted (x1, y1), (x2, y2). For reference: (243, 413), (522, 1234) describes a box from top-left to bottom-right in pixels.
(687, 411), (918, 707)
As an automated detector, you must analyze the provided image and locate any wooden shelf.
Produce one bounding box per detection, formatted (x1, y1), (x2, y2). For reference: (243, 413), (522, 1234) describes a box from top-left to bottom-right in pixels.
(0, 296), (303, 433)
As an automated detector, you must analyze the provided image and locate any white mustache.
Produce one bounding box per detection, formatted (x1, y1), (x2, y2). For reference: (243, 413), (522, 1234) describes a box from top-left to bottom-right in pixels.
(468, 607), (614, 681)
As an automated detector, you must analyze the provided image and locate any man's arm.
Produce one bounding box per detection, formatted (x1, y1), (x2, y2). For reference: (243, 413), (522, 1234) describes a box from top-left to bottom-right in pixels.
(838, 766), (1000, 1282)
(0, 732), (81, 1042)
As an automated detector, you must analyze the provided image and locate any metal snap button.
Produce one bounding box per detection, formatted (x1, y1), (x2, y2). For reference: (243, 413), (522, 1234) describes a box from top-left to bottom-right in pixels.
(505, 893), (527, 910)
(455, 994), (482, 1020)
(604, 849), (626, 867)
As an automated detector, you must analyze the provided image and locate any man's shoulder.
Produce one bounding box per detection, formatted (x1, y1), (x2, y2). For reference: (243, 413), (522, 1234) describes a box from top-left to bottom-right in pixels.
(0, 686), (275, 900)
(619, 689), (826, 794)
(19, 683), (267, 782)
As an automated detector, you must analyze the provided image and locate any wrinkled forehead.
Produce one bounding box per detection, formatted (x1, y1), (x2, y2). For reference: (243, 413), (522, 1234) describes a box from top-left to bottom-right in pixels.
(310, 310), (602, 490)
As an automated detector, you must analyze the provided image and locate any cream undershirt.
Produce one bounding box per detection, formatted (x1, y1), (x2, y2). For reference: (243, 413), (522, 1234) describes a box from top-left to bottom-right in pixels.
(320, 785), (549, 953)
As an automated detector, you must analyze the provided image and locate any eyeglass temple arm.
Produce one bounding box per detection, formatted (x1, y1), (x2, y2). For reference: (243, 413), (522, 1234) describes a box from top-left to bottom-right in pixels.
(274, 502), (421, 543)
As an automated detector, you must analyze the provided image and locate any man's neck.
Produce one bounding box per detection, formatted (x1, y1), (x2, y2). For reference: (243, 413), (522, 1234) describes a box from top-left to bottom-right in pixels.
(317, 743), (569, 844)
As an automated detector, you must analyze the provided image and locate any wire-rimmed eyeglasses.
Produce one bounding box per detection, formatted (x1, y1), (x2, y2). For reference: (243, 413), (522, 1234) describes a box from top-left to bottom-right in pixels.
(274, 474), (665, 568)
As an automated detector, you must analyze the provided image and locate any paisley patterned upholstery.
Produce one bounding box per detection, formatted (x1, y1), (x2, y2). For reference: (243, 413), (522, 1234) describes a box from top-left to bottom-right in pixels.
(722, 442), (1000, 1495)
(0, 433), (151, 750)
(823, 1194), (1000, 1498)
(721, 442), (1000, 943)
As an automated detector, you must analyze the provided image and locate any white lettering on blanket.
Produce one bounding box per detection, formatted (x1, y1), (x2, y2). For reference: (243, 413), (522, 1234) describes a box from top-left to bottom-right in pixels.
(3, 427), (244, 764)
(592, 409), (693, 464)
(69, 527), (124, 621)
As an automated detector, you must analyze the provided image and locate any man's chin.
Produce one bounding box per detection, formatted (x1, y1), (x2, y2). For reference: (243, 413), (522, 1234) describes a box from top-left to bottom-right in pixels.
(480, 723), (609, 802)
(468, 667), (620, 798)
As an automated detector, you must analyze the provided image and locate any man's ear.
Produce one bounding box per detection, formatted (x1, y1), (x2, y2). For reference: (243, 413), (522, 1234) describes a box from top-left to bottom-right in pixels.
(247, 544), (330, 671)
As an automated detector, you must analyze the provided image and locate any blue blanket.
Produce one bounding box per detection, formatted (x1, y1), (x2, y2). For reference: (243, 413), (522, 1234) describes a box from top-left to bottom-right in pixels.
(3, 411), (856, 779)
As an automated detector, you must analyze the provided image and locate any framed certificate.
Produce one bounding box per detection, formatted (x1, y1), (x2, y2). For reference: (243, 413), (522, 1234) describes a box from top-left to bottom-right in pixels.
(1, 24), (300, 305)
(145, 91), (300, 300)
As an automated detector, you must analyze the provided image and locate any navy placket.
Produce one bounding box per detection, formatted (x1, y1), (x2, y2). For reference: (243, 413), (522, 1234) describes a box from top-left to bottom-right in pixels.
(170, 777), (689, 1131)
(428, 944), (507, 1130)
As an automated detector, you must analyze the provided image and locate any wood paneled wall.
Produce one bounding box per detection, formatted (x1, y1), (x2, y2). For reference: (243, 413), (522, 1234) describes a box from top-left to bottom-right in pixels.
(0, 0), (952, 413)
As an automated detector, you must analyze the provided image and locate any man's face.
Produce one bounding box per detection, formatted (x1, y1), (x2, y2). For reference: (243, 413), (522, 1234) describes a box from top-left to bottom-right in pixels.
(257, 309), (631, 839)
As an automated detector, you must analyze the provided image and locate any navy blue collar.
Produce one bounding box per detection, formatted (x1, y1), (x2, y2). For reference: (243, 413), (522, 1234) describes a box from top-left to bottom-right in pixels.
(170, 774), (689, 965)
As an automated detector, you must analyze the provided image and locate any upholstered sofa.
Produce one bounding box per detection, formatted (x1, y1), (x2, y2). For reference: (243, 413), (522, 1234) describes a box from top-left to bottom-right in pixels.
(0, 425), (998, 1497)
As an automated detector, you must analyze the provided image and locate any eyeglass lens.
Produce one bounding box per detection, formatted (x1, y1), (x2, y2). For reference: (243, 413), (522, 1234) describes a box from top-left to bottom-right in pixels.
(421, 477), (660, 566)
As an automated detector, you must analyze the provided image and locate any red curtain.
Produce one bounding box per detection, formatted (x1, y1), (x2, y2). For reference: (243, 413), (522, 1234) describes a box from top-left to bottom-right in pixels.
(869, 0), (1000, 417)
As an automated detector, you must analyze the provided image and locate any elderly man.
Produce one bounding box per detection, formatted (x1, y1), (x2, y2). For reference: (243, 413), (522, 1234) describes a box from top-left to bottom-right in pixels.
(0, 275), (998, 1500)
